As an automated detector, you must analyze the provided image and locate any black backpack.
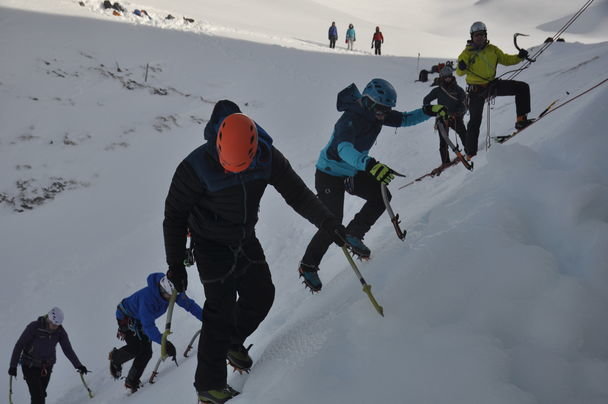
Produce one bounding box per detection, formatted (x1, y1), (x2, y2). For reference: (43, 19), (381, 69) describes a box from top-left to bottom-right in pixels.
(418, 69), (429, 82)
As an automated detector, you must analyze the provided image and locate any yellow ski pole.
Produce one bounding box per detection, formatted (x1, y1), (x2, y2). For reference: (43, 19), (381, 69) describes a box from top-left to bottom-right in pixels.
(341, 246), (384, 317)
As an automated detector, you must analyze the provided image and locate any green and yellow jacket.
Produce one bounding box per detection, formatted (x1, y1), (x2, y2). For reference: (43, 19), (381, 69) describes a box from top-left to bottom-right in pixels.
(456, 41), (522, 85)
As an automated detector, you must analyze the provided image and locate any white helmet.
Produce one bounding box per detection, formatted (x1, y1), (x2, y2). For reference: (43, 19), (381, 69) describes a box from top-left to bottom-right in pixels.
(160, 276), (175, 296)
(470, 21), (487, 35)
(47, 307), (64, 326)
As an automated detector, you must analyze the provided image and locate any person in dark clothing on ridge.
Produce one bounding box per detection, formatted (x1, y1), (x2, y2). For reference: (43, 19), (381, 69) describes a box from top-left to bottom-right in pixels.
(422, 66), (468, 167)
(108, 273), (203, 393)
(298, 78), (430, 293)
(456, 21), (533, 160)
(371, 26), (384, 55)
(9, 307), (88, 404)
(162, 100), (347, 403)
(328, 21), (338, 48)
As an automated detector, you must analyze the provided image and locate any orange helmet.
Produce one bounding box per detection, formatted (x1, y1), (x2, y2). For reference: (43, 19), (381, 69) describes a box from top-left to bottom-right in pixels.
(216, 113), (258, 173)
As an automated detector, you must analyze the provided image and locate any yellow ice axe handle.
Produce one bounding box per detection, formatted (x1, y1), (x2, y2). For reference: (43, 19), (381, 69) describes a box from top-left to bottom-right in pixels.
(160, 289), (178, 360)
(342, 246), (384, 317)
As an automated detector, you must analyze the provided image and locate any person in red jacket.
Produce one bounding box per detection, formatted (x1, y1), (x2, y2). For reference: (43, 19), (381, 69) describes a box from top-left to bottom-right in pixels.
(372, 26), (384, 55)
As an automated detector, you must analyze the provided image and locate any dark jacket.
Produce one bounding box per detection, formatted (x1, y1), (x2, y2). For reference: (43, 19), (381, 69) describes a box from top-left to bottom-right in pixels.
(423, 81), (467, 117)
(10, 316), (82, 369)
(316, 83), (429, 177)
(117, 272), (203, 344)
(164, 100), (333, 269)
(328, 25), (338, 39)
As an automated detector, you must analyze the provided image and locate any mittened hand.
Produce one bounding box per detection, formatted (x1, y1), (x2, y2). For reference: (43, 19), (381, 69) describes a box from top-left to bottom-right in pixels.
(518, 49), (529, 59)
(322, 218), (347, 247)
(165, 340), (177, 358)
(366, 158), (397, 185)
(167, 265), (187, 292)
(458, 60), (467, 70)
(77, 365), (89, 374)
(431, 104), (447, 118)
(8, 367), (17, 377)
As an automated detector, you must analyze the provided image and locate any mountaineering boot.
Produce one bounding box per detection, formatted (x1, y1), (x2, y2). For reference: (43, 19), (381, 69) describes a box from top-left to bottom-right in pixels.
(198, 385), (240, 404)
(227, 344), (253, 372)
(345, 235), (371, 259)
(298, 262), (322, 292)
(124, 378), (141, 394)
(124, 365), (144, 393)
(108, 348), (122, 379)
(515, 115), (534, 130)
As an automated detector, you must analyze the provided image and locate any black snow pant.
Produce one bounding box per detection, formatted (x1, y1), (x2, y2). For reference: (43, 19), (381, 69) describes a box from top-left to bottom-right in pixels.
(466, 79), (530, 156)
(21, 364), (52, 404)
(374, 40), (382, 55)
(194, 236), (275, 392)
(112, 320), (153, 385)
(329, 37), (337, 48)
(437, 117), (467, 164)
(301, 169), (389, 267)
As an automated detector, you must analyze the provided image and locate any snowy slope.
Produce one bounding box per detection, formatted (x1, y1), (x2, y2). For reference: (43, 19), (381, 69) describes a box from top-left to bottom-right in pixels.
(1, 1), (608, 403)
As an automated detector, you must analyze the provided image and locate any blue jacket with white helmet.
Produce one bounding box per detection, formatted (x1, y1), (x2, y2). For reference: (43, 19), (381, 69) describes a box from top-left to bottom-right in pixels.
(316, 82), (429, 177)
(116, 272), (203, 344)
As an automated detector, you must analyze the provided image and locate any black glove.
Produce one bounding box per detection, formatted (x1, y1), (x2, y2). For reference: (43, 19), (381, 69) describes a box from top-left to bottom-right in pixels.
(167, 265), (187, 292)
(518, 49), (529, 59)
(165, 340), (177, 358)
(366, 158), (397, 185)
(422, 105), (433, 116)
(77, 365), (89, 375)
(8, 367), (17, 377)
(321, 217), (346, 247)
(458, 60), (467, 70)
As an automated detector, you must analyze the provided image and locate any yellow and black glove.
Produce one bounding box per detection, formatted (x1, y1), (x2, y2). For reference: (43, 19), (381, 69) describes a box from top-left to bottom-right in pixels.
(366, 158), (397, 185)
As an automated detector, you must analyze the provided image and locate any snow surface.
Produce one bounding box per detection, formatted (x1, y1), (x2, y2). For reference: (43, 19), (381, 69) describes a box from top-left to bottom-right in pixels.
(1, 0), (608, 403)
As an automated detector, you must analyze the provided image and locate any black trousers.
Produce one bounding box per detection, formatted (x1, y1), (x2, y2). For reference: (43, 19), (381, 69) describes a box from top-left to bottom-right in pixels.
(329, 38), (336, 48)
(466, 79), (530, 156)
(438, 118), (467, 164)
(194, 237), (275, 391)
(302, 169), (389, 267)
(112, 321), (153, 384)
(374, 40), (382, 55)
(22, 365), (51, 404)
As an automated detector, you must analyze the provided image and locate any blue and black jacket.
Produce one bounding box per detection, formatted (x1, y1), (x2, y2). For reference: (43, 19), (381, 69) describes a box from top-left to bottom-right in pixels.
(163, 100), (333, 270)
(316, 83), (430, 177)
(116, 272), (203, 344)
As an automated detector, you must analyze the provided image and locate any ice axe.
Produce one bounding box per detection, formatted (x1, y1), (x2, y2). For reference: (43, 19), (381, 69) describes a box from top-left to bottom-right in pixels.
(513, 33), (536, 62)
(149, 289), (178, 384)
(381, 184), (406, 241)
(79, 372), (94, 399)
(9, 375), (14, 404)
(341, 246), (384, 317)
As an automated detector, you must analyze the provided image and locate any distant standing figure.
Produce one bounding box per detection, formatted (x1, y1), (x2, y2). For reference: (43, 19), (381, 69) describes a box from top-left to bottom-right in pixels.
(372, 26), (384, 55)
(328, 21), (338, 49)
(346, 23), (356, 51)
(9, 307), (89, 404)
